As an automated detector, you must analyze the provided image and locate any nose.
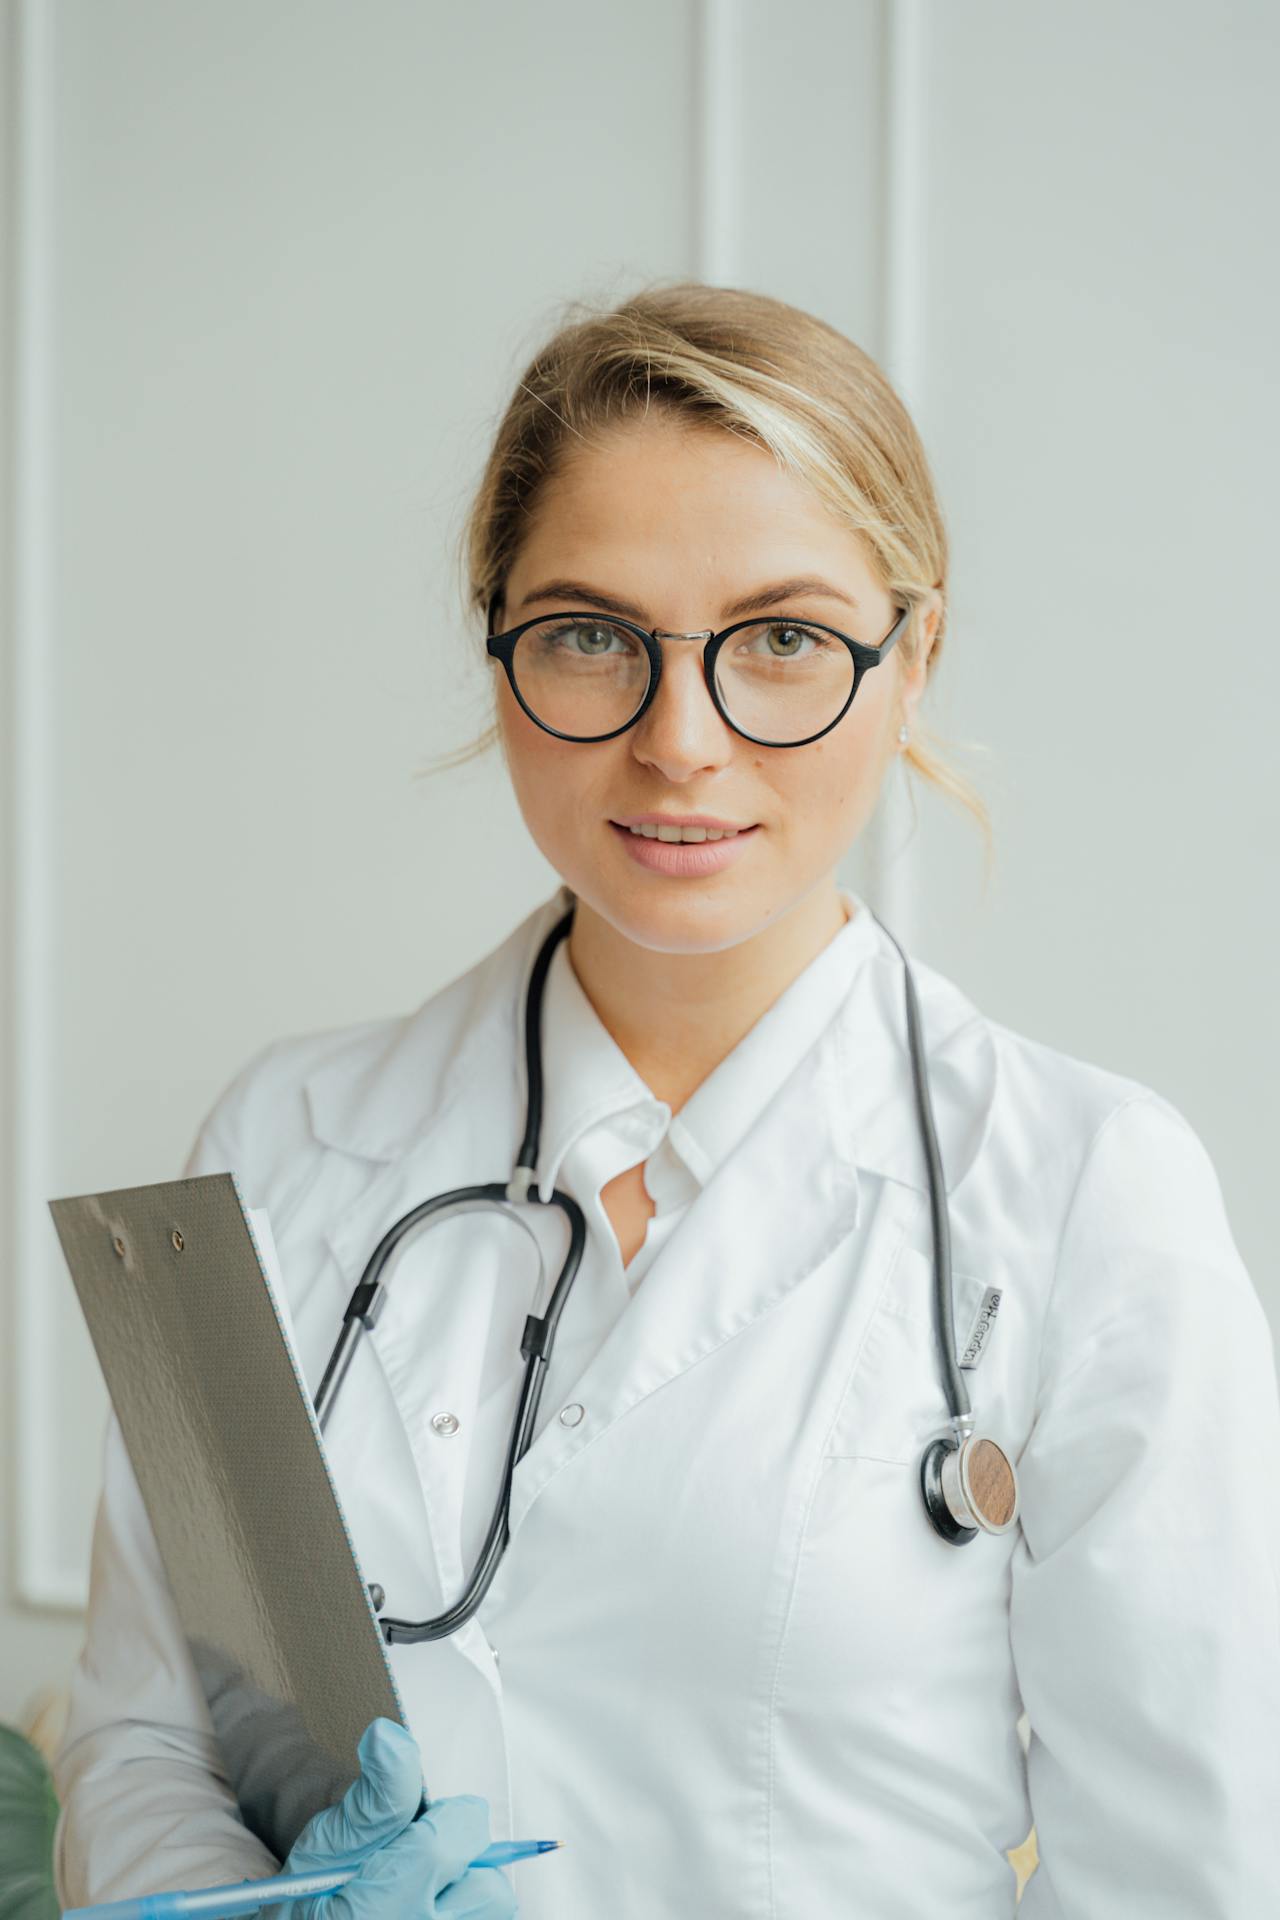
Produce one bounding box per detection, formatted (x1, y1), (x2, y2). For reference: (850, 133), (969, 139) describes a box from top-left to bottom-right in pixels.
(631, 633), (734, 770)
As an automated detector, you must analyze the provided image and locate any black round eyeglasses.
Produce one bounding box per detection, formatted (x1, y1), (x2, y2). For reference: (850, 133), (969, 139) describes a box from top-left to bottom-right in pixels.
(485, 593), (911, 749)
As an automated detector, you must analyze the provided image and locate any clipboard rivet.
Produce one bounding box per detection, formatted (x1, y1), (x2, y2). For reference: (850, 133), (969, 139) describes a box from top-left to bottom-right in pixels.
(171, 1229), (185, 1252)
(112, 1236), (126, 1258)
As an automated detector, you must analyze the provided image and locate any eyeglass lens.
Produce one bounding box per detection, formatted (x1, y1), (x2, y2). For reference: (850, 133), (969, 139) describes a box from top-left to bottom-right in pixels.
(509, 615), (857, 744)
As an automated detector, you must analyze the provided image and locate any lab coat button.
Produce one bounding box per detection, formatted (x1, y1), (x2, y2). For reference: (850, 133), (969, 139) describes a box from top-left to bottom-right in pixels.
(558, 1403), (585, 1427)
(430, 1411), (460, 1435)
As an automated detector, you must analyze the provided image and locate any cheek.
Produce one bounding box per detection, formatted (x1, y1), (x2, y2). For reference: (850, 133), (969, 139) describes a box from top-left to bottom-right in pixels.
(779, 711), (889, 821)
(507, 731), (578, 827)
(496, 681), (612, 841)
(496, 676), (558, 790)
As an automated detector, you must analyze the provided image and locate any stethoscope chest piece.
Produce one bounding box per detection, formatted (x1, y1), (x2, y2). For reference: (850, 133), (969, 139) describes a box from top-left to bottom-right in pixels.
(921, 1431), (1020, 1544)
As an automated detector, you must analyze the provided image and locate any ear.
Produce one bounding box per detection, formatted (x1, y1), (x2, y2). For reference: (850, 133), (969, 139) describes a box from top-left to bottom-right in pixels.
(916, 587), (942, 669)
(899, 588), (942, 729)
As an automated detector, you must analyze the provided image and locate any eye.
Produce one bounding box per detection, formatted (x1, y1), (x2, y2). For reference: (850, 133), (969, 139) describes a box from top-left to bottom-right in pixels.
(539, 618), (638, 657)
(736, 621), (836, 659)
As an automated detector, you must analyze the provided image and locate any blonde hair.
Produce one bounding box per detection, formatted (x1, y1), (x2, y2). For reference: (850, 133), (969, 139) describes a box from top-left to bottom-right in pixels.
(425, 279), (992, 867)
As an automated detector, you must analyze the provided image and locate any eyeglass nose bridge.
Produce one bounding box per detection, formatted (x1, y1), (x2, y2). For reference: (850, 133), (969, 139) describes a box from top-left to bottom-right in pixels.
(651, 629), (715, 644)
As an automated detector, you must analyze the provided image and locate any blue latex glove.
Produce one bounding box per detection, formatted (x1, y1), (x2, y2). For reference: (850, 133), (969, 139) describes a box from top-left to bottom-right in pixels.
(270, 1717), (517, 1919)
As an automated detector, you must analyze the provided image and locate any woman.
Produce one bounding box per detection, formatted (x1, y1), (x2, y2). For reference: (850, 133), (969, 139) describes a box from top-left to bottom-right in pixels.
(54, 283), (1280, 1917)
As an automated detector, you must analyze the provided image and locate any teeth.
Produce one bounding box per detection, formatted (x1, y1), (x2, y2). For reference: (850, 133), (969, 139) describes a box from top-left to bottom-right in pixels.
(626, 822), (740, 843)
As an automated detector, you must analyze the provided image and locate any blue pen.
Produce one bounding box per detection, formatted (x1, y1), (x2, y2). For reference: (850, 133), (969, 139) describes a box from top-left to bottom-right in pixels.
(61, 1840), (563, 1920)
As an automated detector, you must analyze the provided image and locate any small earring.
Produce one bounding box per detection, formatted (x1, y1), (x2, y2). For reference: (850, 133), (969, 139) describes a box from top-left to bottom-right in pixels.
(898, 723), (910, 747)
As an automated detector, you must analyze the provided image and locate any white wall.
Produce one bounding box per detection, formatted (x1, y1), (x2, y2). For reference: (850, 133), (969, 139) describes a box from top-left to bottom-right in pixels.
(2, 0), (1276, 1726)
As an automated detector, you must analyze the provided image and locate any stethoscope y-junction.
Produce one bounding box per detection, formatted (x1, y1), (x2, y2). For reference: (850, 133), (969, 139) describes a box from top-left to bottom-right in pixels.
(313, 897), (1020, 1646)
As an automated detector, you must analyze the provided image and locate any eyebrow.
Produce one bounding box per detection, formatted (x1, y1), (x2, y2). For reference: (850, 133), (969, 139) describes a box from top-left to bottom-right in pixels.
(513, 575), (861, 623)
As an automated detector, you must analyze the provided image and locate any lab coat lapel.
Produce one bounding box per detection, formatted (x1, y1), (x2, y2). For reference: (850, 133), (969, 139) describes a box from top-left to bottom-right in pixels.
(303, 904), (543, 1642)
(503, 1003), (865, 1536)
(315, 1088), (526, 1637)
(823, 924), (1000, 1201)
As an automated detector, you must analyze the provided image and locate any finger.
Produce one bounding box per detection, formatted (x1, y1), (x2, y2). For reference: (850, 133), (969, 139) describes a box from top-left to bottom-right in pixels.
(310, 1818), (443, 1920)
(347, 1796), (492, 1902)
(306, 1788), (496, 1915)
(415, 1794), (495, 1892)
(288, 1719), (424, 1868)
(436, 1866), (519, 1919)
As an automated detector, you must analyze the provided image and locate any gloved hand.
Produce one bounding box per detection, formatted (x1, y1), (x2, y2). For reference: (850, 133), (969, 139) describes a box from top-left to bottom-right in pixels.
(270, 1717), (517, 1919)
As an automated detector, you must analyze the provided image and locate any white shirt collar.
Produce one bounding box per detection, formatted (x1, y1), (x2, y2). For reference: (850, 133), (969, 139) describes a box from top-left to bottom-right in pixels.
(533, 886), (882, 1207)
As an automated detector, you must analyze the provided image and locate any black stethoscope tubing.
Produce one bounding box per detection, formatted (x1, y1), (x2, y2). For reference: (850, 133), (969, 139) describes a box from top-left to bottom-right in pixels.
(313, 895), (1017, 1646)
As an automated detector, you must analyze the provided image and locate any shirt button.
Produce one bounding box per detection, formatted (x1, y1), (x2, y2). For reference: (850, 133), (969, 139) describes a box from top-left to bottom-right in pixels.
(430, 1411), (460, 1436)
(558, 1403), (585, 1428)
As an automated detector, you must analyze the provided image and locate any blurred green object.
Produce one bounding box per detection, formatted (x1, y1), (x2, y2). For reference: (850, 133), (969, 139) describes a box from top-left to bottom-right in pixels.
(0, 1723), (59, 1920)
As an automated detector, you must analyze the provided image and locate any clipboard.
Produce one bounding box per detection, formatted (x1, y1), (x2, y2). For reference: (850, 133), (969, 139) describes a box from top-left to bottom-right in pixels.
(49, 1171), (408, 1861)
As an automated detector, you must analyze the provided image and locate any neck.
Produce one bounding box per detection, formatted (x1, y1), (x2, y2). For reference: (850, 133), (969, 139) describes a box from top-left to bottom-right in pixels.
(564, 880), (852, 1113)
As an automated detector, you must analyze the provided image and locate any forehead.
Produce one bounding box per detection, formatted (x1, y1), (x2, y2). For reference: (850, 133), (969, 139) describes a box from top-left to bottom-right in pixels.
(510, 415), (870, 580)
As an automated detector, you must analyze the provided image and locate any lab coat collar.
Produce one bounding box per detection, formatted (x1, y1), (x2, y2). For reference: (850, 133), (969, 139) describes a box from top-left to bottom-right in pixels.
(302, 882), (999, 1207)
(530, 884), (886, 1207)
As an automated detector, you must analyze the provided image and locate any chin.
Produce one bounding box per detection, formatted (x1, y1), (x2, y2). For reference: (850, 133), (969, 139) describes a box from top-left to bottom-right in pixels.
(580, 878), (772, 956)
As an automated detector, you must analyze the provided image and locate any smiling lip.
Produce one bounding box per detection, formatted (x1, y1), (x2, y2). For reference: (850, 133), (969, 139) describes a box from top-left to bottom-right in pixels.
(609, 819), (759, 876)
(611, 812), (754, 830)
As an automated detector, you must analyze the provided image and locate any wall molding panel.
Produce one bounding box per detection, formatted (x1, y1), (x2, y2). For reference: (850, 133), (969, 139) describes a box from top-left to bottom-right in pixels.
(694, 0), (742, 287)
(876, 0), (929, 944)
(9, 0), (81, 1614)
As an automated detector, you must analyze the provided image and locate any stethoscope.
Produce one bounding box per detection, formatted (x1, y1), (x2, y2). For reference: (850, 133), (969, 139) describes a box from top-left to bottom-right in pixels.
(313, 895), (1021, 1647)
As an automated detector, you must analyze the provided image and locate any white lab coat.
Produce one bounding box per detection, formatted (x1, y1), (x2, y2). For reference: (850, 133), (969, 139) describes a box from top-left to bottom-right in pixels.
(53, 883), (1280, 1918)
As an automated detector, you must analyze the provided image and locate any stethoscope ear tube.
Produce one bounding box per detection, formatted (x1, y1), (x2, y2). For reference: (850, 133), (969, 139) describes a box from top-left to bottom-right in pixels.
(511, 901), (575, 1188)
(868, 909), (1021, 1542)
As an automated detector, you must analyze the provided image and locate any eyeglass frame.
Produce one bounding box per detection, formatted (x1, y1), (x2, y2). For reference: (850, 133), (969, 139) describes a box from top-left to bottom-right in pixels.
(484, 592), (912, 749)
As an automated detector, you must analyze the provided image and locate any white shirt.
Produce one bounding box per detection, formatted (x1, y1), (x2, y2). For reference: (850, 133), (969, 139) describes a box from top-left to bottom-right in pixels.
(535, 889), (871, 1302)
(53, 882), (1280, 1918)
